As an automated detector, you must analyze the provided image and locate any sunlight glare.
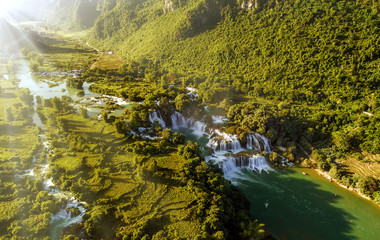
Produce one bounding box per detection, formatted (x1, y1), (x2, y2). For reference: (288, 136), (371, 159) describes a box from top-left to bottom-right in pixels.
(0, 0), (14, 17)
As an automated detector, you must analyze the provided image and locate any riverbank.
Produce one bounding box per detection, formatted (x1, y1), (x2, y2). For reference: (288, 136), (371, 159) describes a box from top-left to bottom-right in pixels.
(313, 167), (373, 201)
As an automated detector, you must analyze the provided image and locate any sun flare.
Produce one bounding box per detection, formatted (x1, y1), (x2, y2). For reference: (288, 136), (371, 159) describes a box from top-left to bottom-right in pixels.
(0, 0), (15, 18)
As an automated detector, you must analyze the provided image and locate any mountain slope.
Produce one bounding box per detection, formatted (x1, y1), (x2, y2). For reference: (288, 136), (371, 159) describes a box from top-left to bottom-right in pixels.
(86, 0), (380, 169)
(47, 0), (101, 30)
(0, 18), (23, 50)
(90, 0), (379, 105)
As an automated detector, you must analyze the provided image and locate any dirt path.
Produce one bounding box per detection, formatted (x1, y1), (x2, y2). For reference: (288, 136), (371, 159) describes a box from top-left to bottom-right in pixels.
(86, 41), (100, 53)
(86, 41), (103, 69)
(90, 52), (104, 70)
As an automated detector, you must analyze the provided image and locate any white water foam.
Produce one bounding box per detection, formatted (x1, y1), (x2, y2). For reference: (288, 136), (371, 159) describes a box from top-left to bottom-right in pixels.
(50, 197), (86, 239)
(208, 129), (242, 152)
(186, 87), (198, 99)
(212, 116), (229, 124)
(206, 153), (272, 181)
(149, 111), (166, 128)
(246, 133), (272, 153)
(171, 111), (207, 137)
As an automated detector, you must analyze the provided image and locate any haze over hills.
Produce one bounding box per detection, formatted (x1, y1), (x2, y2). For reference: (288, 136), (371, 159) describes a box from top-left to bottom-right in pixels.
(0, 18), (23, 50)
(46, 0), (102, 30)
(1, 0), (52, 22)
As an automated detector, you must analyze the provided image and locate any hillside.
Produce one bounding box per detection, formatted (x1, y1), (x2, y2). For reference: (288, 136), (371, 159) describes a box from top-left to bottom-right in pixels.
(89, 0), (379, 103)
(0, 18), (22, 50)
(46, 0), (101, 30)
(88, 0), (379, 147)
(85, 0), (380, 196)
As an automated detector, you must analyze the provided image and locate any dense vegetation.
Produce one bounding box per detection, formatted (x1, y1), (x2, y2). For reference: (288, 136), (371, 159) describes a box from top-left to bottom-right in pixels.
(0, 77), (62, 239)
(86, 0), (380, 199)
(35, 93), (268, 239)
(1, 0), (379, 238)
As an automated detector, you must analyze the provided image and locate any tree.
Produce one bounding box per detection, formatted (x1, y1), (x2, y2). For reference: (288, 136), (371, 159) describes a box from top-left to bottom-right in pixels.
(173, 132), (186, 145)
(373, 191), (380, 204)
(6, 108), (14, 121)
(101, 111), (109, 123)
(356, 176), (378, 196)
(30, 61), (40, 72)
(161, 129), (172, 141)
(329, 165), (341, 179)
(57, 117), (68, 132)
(174, 94), (191, 111)
(79, 107), (89, 118)
(113, 119), (124, 134)
(178, 141), (201, 159)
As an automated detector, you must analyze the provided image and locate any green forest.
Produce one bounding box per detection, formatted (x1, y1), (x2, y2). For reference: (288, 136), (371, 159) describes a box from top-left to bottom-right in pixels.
(84, 0), (380, 199)
(87, 0), (379, 156)
(1, 0), (380, 239)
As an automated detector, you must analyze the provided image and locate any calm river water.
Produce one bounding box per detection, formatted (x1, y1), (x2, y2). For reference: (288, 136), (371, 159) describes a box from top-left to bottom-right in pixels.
(234, 167), (380, 240)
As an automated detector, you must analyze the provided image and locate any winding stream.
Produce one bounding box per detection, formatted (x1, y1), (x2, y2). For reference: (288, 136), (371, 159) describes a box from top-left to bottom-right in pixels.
(11, 59), (124, 239)
(11, 58), (380, 240)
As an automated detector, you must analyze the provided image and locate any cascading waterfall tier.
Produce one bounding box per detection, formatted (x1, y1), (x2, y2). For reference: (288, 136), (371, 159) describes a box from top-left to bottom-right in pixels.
(206, 129), (273, 178)
(49, 197), (86, 240)
(208, 129), (242, 152)
(206, 154), (271, 175)
(149, 111), (166, 128)
(171, 111), (207, 136)
(246, 133), (272, 153)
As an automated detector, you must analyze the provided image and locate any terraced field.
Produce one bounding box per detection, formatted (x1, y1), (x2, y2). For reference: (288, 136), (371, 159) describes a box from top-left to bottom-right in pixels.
(342, 155), (380, 180)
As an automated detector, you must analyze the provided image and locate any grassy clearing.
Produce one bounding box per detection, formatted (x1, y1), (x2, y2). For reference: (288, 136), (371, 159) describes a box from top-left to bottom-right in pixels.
(91, 53), (124, 70)
(30, 30), (98, 71)
(28, 29), (122, 72)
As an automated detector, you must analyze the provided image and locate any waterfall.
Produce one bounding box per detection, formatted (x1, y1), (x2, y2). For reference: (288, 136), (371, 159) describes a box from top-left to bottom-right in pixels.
(212, 116), (228, 124)
(171, 111), (207, 137)
(247, 155), (272, 172)
(50, 197), (85, 222)
(207, 154), (271, 175)
(209, 129), (242, 152)
(50, 197), (86, 240)
(206, 129), (272, 179)
(149, 111), (166, 128)
(247, 133), (261, 151)
(192, 121), (207, 136)
(220, 156), (271, 174)
(256, 133), (272, 153)
(246, 133), (272, 153)
(171, 111), (189, 128)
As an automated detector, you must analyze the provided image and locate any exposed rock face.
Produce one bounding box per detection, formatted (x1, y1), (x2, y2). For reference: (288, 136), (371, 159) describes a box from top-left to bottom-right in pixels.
(240, 0), (254, 10)
(163, 0), (175, 13)
(240, 0), (268, 10)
